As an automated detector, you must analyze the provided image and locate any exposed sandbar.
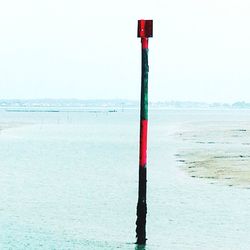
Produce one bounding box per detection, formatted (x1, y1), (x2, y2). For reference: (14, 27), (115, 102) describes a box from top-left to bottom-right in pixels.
(175, 121), (250, 189)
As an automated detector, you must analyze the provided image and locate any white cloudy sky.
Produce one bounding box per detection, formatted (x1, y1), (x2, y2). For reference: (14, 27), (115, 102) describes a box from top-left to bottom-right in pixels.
(0, 0), (250, 102)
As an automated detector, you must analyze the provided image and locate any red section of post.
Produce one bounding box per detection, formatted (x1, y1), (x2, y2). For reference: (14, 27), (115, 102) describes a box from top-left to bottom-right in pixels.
(142, 38), (148, 49)
(139, 119), (148, 167)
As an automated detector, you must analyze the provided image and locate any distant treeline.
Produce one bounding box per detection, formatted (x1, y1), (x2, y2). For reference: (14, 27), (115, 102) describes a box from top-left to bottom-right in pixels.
(0, 99), (138, 108)
(151, 101), (250, 109)
(0, 99), (250, 109)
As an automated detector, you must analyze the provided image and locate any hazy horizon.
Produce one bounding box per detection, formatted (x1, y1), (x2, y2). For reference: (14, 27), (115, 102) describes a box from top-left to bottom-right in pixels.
(0, 97), (250, 103)
(1, 0), (250, 102)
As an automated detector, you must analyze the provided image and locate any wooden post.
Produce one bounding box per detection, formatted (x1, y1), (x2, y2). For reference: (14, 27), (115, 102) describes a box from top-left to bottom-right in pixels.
(136, 19), (153, 245)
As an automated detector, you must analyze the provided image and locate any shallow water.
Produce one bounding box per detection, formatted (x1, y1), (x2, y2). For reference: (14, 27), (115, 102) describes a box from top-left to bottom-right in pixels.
(0, 109), (250, 249)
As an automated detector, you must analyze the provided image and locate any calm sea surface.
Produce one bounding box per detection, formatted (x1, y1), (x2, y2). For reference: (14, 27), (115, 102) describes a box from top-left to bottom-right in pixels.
(0, 108), (250, 249)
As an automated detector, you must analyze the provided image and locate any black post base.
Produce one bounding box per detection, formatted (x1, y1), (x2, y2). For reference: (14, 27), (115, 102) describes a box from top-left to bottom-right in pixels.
(136, 199), (147, 244)
(136, 167), (147, 245)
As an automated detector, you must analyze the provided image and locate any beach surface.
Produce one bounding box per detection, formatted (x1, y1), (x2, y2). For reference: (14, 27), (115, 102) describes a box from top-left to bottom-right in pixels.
(175, 121), (250, 189)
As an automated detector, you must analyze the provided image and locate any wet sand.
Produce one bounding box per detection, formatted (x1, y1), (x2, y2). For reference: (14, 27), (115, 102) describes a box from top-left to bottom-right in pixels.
(0, 122), (30, 132)
(175, 121), (250, 189)
(0, 124), (10, 132)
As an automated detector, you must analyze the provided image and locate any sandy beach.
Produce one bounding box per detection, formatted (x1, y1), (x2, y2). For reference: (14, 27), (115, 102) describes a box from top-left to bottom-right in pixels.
(175, 121), (250, 189)
(0, 123), (13, 132)
(0, 123), (26, 134)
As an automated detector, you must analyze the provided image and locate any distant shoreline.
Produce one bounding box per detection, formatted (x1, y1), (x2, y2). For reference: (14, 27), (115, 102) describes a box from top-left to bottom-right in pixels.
(1, 99), (250, 110)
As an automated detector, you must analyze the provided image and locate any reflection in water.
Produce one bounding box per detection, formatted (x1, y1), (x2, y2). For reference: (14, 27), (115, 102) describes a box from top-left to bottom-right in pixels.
(135, 244), (146, 250)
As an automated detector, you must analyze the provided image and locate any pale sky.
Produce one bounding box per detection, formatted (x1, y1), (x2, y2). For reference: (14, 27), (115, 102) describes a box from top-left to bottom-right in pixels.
(0, 0), (250, 102)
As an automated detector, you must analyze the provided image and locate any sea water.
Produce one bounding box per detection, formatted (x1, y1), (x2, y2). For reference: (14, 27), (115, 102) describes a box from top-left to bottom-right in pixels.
(0, 108), (250, 249)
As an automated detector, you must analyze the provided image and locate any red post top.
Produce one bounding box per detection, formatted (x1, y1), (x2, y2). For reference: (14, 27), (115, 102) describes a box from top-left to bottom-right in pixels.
(137, 20), (153, 38)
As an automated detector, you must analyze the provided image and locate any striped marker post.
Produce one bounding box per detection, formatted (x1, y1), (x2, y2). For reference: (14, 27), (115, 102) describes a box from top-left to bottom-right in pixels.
(136, 19), (153, 245)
